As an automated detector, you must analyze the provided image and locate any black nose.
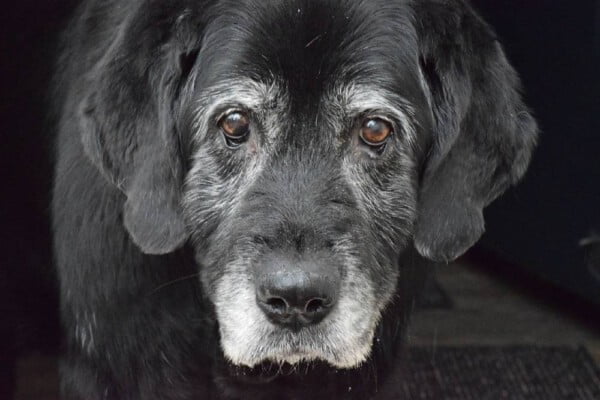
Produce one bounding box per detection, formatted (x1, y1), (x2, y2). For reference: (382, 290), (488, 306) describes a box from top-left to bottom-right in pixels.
(255, 258), (339, 330)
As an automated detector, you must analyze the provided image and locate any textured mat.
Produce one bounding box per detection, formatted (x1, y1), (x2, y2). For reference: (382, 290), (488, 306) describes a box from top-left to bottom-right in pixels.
(398, 346), (600, 400)
(12, 347), (600, 399)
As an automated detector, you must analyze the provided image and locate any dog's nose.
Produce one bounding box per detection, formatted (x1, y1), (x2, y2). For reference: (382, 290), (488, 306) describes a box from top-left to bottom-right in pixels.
(255, 258), (339, 329)
(256, 272), (337, 328)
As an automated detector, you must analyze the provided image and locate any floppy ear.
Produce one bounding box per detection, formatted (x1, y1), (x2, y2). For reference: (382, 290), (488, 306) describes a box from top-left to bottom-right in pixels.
(412, 1), (538, 262)
(79, 10), (200, 254)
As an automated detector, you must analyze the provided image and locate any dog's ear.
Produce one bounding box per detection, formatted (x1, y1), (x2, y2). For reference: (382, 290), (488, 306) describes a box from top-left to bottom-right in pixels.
(79, 9), (200, 254)
(412, 1), (538, 262)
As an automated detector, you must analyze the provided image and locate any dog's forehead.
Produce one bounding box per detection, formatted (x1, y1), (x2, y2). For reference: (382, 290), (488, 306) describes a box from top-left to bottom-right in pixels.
(199, 0), (421, 105)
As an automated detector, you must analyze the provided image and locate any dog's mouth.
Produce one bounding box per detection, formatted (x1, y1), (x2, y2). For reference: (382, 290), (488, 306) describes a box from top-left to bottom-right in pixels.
(245, 347), (347, 369)
(218, 319), (378, 370)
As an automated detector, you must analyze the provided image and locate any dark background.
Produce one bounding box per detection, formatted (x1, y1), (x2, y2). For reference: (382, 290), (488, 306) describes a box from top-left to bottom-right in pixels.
(1, 1), (76, 394)
(1, 0), (599, 396)
(471, 0), (600, 305)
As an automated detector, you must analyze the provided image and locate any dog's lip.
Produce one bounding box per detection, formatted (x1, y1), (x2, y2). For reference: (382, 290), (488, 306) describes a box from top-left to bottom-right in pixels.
(227, 346), (325, 368)
(242, 348), (318, 367)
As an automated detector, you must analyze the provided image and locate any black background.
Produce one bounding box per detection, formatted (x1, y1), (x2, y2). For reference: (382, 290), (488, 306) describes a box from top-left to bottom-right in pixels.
(472, 0), (600, 305)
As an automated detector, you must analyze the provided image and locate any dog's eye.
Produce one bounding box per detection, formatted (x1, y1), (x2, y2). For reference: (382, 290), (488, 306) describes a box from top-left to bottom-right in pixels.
(360, 118), (393, 147)
(219, 111), (250, 145)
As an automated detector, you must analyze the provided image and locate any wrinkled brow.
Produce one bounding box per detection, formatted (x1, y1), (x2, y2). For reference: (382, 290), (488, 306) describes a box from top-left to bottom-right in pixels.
(324, 83), (418, 144)
(192, 78), (286, 139)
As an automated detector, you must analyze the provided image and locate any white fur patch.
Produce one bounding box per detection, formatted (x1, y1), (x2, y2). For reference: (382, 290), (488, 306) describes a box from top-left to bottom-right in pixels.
(214, 242), (382, 369)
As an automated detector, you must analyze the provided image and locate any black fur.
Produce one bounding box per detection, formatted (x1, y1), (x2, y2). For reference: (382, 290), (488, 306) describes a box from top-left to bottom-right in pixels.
(51, 0), (537, 399)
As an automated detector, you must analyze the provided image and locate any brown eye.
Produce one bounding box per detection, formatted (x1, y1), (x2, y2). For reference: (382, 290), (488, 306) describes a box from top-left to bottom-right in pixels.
(360, 118), (393, 147)
(219, 111), (250, 144)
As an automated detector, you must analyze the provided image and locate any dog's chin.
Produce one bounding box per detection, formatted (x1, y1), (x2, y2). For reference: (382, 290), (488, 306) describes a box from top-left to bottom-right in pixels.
(229, 348), (369, 370)
(219, 327), (376, 371)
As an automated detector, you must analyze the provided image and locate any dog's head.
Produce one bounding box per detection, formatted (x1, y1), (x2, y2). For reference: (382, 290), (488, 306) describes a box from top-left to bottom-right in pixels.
(79, 0), (536, 369)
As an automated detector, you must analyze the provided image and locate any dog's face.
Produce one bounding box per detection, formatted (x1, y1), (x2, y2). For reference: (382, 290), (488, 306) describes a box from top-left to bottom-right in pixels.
(80, 0), (537, 371)
(182, 2), (427, 368)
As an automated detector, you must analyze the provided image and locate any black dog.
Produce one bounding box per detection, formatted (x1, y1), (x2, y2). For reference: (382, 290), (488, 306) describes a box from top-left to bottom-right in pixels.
(51, 0), (537, 398)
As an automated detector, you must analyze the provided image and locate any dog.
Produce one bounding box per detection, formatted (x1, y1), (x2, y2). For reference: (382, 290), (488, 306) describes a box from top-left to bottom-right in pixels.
(51, 0), (537, 398)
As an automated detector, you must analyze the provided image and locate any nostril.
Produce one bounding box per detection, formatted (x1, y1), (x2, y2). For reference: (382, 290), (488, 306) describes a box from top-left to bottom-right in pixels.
(255, 259), (340, 328)
(304, 298), (326, 314)
(265, 296), (288, 313)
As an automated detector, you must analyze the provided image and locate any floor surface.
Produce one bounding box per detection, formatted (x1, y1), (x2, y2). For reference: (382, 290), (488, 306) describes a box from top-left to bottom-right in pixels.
(409, 260), (600, 363)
